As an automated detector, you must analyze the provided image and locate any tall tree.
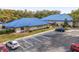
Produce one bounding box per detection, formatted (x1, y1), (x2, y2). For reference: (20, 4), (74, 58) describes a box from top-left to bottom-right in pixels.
(0, 9), (60, 22)
(70, 8), (79, 27)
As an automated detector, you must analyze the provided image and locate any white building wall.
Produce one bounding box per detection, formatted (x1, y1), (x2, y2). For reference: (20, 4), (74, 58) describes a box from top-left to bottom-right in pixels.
(48, 21), (72, 26)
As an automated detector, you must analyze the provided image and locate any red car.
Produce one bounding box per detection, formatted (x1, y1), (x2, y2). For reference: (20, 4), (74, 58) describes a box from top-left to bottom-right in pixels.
(71, 43), (79, 52)
(0, 44), (9, 52)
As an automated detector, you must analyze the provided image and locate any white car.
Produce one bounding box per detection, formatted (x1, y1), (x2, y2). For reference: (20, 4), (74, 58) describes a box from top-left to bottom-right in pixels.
(6, 41), (20, 50)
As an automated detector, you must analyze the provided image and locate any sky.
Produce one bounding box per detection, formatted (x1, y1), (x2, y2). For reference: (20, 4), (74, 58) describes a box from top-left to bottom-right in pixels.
(0, 0), (79, 7)
(0, 7), (78, 13)
(0, 0), (79, 13)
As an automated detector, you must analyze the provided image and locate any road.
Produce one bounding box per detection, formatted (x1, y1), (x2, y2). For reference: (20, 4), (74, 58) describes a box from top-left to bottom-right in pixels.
(9, 29), (79, 52)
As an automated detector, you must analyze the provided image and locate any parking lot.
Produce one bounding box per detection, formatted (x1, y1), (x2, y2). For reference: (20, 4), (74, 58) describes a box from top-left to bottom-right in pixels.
(9, 29), (79, 52)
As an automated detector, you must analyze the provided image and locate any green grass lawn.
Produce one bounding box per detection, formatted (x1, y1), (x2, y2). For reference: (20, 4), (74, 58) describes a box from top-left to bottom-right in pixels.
(0, 27), (54, 43)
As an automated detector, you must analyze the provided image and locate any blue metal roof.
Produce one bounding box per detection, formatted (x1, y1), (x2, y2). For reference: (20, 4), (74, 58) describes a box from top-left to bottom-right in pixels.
(40, 14), (73, 22)
(3, 18), (48, 28)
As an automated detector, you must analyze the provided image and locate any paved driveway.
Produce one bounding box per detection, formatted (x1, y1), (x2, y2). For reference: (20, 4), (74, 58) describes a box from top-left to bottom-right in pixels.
(9, 29), (79, 52)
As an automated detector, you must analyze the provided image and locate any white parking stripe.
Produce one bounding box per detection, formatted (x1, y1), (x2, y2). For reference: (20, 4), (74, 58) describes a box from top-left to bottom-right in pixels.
(38, 35), (51, 40)
(17, 39), (33, 50)
(23, 39), (34, 46)
(19, 45), (26, 51)
(41, 35), (51, 39)
(31, 37), (42, 42)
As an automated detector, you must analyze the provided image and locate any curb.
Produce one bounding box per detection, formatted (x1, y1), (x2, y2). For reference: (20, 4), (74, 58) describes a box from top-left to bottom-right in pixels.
(3, 29), (55, 44)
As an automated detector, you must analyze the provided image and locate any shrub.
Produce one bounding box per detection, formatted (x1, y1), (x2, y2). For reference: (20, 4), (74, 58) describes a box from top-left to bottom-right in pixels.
(0, 29), (14, 35)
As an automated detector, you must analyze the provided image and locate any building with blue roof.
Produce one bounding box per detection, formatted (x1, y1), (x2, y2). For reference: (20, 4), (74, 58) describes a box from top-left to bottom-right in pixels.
(2, 14), (73, 33)
(3, 18), (49, 33)
(41, 14), (73, 26)
(3, 18), (48, 28)
(41, 14), (72, 22)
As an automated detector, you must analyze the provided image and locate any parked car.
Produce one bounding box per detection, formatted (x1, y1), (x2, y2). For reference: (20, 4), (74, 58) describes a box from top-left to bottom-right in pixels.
(0, 44), (9, 52)
(5, 41), (20, 50)
(55, 28), (65, 32)
(71, 43), (79, 52)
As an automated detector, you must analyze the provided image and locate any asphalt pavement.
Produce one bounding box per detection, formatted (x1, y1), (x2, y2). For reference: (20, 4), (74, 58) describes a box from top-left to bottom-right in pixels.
(9, 29), (79, 52)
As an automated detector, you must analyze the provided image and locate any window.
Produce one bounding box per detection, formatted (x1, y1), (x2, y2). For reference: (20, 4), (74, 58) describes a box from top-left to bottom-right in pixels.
(21, 27), (24, 30)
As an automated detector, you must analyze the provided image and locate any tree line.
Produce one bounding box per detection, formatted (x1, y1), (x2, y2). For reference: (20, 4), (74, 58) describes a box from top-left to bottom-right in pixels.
(0, 9), (60, 22)
(70, 8), (79, 27)
(0, 8), (79, 27)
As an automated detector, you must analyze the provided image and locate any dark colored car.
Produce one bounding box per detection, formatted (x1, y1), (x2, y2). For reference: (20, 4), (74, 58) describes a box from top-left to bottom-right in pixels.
(55, 28), (65, 32)
(71, 43), (79, 52)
